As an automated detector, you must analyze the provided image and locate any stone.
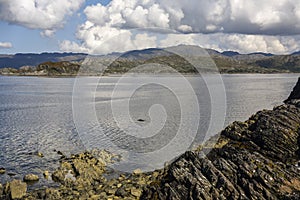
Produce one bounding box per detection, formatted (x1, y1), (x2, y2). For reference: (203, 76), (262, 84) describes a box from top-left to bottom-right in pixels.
(24, 174), (39, 182)
(90, 194), (101, 199)
(43, 170), (50, 179)
(115, 187), (127, 197)
(7, 172), (17, 176)
(133, 168), (142, 175)
(0, 183), (3, 196)
(0, 167), (5, 174)
(52, 170), (65, 183)
(45, 188), (61, 199)
(6, 179), (27, 199)
(37, 152), (44, 158)
(107, 189), (116, 195)
(130, 188), (142, 197)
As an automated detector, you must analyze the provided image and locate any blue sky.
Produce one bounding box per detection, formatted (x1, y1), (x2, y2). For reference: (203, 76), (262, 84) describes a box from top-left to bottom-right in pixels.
(0, 0), (300, 55)
(0, 0), (111, 54)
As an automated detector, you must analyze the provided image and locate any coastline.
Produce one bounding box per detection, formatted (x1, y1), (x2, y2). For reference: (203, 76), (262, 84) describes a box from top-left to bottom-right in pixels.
(1, 71), (300, 78)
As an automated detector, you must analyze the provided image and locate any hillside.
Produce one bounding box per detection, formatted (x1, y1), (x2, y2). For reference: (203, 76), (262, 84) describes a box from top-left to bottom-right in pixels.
(0, 52), (86, 69)
(1, 46), (300, 75)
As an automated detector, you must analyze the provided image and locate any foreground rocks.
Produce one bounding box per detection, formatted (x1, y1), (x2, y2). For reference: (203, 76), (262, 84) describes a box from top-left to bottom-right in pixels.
(142, 80), (300, 199)
(22, 150), (163, 200)
(1, 78), (300, 199)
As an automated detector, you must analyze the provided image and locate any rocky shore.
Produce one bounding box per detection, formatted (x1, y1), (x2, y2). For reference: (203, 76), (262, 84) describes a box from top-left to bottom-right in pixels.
(1, 78), (300, 199)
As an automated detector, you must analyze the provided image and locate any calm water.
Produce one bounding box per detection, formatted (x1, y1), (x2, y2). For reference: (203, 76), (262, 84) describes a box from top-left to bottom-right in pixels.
(0, 74), (299, 186)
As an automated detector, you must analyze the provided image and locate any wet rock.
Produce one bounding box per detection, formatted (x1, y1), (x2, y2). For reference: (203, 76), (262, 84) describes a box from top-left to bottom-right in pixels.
(133, 168), (143, 175)
(5, 179), (27, 199)
(285, 77), (300, 103)
(7, 172), (17, 176)
(0, 167), (5, 174)
(52, 170), (65, 184)
(44, 188), (62, 199)
(43, 170), (50, 179)
(90, 194), (101, 199)
(24, 174), (39, 182)
(131, 187), (142, 197)
(0, 183), (3, 197)
(37, 152), (44, 158)
(115, 186), (128, 197)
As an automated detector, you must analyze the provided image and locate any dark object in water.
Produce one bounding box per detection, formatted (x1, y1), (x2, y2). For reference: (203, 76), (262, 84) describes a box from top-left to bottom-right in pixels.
(7, 172), (17, 176)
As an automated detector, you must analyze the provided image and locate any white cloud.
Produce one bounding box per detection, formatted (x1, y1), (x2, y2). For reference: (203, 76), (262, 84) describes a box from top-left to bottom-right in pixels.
(79, 0), (300, 35)
(159, 34), (196, 48)
(59, 40), (89, 53)
(59, 0), (300, 54)
(40, 30), (56, 38)
(159, 33), (300, 54)
(83, 3), (109, 26)
(61, 26), (158, 54)
(0, 42), (13, 48)
(0, 0), (84, 35)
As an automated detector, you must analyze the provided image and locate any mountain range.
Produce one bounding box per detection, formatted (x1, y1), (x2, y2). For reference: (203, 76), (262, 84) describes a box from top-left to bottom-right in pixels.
(1, 45), (300, 75)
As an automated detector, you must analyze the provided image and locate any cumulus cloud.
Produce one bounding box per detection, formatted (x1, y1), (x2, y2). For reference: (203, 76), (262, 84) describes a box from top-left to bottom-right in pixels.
(0, 42), (12, 49)
(160, 33), (300, 54)
(80, 0), (300, 35)
(40, 30), (56, 38)
(60, 26), (158, 54)
(60, 0), (300, 54)
(0, 0), (84, 35)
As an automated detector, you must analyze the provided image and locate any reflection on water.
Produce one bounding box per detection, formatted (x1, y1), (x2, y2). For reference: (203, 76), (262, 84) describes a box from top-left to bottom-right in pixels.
(0, 74), (298, 186)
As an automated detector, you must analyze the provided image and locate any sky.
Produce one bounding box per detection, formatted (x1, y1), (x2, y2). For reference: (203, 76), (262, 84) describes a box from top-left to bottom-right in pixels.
(0, 0), (300, 55)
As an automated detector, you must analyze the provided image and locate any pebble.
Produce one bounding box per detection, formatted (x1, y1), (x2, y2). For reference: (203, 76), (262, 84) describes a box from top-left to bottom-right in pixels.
(37, 152), (44, 158)
(133, 169), (142, 175)
(131, 188), (142, 197)
(43, 171), (50, 178)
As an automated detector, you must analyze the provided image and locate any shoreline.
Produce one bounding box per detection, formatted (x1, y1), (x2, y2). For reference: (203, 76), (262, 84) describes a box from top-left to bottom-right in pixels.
(1, 72), (300, 79)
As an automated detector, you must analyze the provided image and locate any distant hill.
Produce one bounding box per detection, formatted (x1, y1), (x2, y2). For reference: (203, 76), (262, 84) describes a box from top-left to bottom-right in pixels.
(0, 52), (87, 69)
(1, 46), (300, 75)
(221, 51), (240, 57)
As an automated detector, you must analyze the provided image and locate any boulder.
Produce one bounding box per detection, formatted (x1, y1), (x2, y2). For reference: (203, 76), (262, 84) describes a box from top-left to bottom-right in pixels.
(5, 180), (27, 199)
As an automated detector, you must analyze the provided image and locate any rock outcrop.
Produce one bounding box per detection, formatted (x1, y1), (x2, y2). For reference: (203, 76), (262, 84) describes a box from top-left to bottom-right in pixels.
(142, 80), (300, 199)
(285, 77), (300, 103)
